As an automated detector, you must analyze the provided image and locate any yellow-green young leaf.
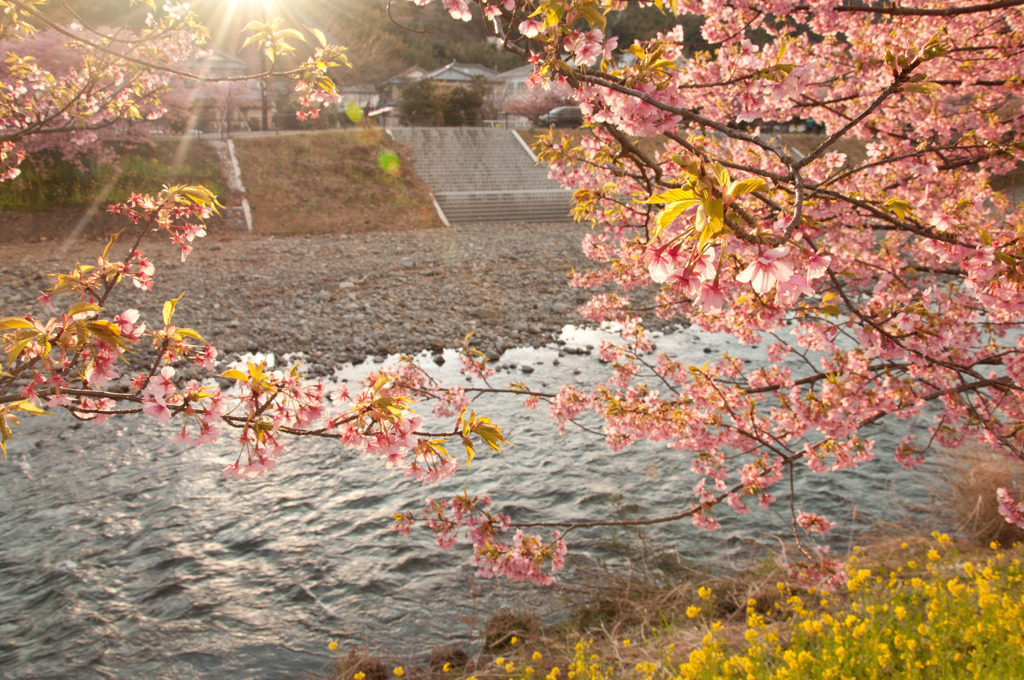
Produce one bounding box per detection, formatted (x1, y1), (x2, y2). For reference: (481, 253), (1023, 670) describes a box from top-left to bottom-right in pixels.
(174, 327), (206, 343)
(8, 336), (36, 367)
(162, 293), (185, 327)
(980, 230), (992, 246)
(178, 185), (220, 209)
(73, 319), (89, 347)
(644, 187), (697, 204)
(777, 38), (789, 60)
(654, 199), (701, 238)
(67, 302), (104, 317)
(310, 26), (326, 47)
(277, 27), (306, 43)
(462, 436), (476, 470)
(577, 5), (606, 31)
(901, 82), (937, 95)
(727, 177), (768, 198)
(884, 49), (897, 73)
(474, 422), (507, 453)
(697, 219), (727, 252)
(12, 399), (47, 416)
(240, 33), (265, 52)
(249, 361), (266, 380)
(995, 252), (1018, 269)
(884, 197), (914, 221)
(712, 162), (730, 188)
(708, 196), (724, 228)
(1, 418), (9, 458)
(0, 317), (33, 332)
(220, 369), (249, 382)
(87, 320), (127, 350)
(101, 231), (121, 260)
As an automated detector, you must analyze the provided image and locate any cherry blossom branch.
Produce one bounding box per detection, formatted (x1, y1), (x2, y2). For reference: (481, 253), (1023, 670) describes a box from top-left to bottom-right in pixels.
(830, 0), (1024, 16)
(795, 62), (925, 171)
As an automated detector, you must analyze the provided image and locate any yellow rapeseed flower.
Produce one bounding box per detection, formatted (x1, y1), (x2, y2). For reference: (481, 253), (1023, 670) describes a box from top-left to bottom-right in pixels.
(698, 586), (712, 600)
(495, 657), (505, 666)
(354, 674), (365, 680)
(623, 639), (631, 647)
(533, 651), (543, 661)
(687, 605), (701, 618)
(393, 667), (404, 677)
(328, 640), (338, 651)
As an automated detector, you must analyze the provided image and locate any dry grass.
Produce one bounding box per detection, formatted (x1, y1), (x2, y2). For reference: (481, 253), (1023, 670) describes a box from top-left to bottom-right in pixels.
(930, 444), (1024, 547)
(232, 127), (443, 236)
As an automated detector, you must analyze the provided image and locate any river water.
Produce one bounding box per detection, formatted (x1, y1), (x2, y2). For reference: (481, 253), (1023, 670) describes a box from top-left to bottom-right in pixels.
(0, 325), (939, 679)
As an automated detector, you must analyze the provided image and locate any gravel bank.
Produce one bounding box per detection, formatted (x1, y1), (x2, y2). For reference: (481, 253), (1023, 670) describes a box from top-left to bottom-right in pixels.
(1, 221), (656, 377)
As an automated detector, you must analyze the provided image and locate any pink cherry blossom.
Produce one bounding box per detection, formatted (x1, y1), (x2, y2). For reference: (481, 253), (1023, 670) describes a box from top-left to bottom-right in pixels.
(736, 247), (794, 295)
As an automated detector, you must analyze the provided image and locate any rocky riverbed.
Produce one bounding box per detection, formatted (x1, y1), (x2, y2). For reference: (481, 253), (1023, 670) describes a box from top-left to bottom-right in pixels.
(1, 221), (667, 377)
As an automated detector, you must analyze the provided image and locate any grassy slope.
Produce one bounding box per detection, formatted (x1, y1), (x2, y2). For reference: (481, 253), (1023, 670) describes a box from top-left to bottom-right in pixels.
(232, 128), (443, 236)
(0, 139), (228, 242)
(0, 138), (225, 211)
(0, 129), (442, 242)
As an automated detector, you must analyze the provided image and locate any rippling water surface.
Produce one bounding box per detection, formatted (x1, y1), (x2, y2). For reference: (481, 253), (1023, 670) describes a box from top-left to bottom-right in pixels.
(0, 326), (938, 679)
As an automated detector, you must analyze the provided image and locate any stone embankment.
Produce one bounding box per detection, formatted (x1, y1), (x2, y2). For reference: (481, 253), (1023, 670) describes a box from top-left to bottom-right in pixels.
(1, 222), (667, 378)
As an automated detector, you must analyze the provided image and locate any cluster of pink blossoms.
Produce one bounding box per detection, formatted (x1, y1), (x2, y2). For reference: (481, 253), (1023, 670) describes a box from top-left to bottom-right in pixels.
(397, 493), (567, 585)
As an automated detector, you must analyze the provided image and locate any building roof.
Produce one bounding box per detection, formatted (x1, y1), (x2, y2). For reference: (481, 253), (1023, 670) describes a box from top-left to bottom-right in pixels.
(383, 65), (429, 85)
(421, 61), (501, 83)
(497, 63), (536, 82)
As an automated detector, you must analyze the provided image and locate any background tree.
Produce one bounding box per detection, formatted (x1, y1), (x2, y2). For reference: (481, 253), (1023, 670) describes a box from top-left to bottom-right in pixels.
(399, 78), (486, 126)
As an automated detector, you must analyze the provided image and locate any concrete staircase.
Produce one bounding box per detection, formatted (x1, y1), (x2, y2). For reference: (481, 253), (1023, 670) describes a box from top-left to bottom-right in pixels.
(387, 127), (573, 224)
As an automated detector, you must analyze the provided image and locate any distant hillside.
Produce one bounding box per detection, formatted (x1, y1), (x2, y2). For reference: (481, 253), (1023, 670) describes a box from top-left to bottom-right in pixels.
(51, 1), (706, 86)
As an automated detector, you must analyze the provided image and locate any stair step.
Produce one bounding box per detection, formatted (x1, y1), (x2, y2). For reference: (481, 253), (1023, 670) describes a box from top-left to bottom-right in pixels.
(388, 127), (571, 224)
